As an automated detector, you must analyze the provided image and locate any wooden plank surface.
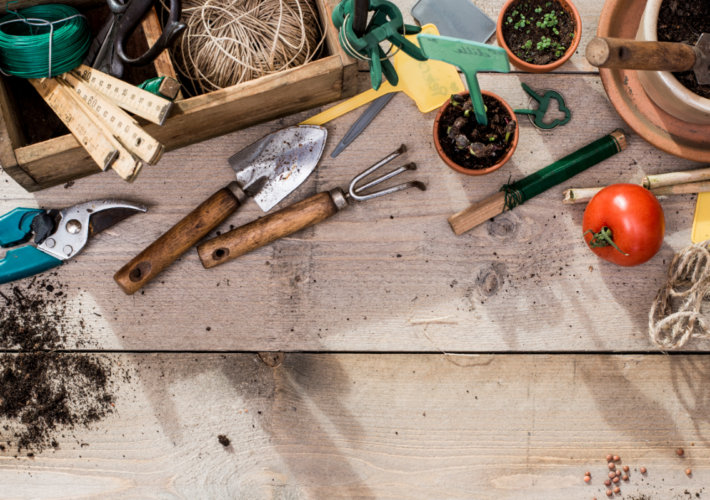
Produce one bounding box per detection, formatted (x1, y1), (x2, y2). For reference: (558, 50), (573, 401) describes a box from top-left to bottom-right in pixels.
(1, 70), (706, 352)
(2, 353), (709, 499)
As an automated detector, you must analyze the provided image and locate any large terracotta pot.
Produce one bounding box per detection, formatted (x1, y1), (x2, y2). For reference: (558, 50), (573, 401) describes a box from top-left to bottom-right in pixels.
(433, 91), (518, 176)
(496, 0), (582, 73)
(636, 0), (710, 125)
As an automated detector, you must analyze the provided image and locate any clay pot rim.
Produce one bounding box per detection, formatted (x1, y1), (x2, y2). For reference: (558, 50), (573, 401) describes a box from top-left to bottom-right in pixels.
(433, 90), (519, 176)
(639, 0), (710, 108)
(496, 0), (582, 73)
(597, 0), (710, 162)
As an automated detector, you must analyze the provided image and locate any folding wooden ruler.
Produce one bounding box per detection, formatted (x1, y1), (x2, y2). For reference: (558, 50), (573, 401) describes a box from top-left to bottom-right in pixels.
(28, 66), (173, 182)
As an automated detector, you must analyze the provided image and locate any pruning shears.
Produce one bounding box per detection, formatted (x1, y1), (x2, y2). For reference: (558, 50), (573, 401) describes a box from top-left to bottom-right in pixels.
(514, 83), (571, 130)
(0, 200), (146, 285)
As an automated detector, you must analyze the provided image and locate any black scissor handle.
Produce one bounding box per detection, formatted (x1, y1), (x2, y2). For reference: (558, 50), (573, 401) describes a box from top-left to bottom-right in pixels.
(115, 0), (186, 67)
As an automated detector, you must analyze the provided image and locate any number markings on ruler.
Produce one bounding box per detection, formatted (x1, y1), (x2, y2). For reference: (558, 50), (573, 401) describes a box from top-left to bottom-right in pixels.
(29, 78), (119, 171)
(59, 79), (143, 182)
(72, 65), (173, 126)
(62, 73), (165, 165)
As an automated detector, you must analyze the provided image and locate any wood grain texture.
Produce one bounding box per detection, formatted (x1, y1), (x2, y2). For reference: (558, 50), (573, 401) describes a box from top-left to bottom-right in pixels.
(198, 191), (340, 269)
(114, 187), (240, 294)
(586, 37), (697, 71)
(2, 353), (710, 499)
(2, 71), (707, 352)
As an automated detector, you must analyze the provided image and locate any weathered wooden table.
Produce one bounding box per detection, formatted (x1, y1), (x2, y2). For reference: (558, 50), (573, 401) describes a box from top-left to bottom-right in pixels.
(1, 0), (708, 497)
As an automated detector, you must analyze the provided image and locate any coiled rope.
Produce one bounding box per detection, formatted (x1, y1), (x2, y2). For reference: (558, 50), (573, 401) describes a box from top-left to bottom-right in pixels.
(0, 4), (90, 78)
(649, 239), (710, 349)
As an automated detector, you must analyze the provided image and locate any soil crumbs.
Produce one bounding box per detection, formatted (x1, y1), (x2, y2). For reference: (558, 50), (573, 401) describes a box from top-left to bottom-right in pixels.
(438, 94), (516, 170)
(0, 278), (122, 454)
(501, 0), (576, 66)
(658, 0), (710, 99)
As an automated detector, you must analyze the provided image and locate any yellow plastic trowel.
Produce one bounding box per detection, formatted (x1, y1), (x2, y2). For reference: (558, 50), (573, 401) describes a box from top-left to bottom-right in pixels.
(300, 24), (464, 126)
(692, 193), (710, 243)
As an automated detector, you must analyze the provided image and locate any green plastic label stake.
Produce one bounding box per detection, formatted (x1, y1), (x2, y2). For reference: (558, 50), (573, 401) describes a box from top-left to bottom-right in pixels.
(417, 34), (510, 126)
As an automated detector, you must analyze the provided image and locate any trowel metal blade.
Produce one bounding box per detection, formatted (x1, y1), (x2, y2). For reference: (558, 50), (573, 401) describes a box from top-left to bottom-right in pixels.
(229, 125), (328, 212)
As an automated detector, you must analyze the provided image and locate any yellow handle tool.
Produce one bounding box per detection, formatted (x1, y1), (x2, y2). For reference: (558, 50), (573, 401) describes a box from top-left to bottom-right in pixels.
(300, 24), (464, 126)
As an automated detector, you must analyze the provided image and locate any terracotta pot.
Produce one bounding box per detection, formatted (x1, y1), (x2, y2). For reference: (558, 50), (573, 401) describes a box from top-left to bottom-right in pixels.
(636, 0), (710, 125)
(433, 91), (519, 176)
(496, 0), (582, 73)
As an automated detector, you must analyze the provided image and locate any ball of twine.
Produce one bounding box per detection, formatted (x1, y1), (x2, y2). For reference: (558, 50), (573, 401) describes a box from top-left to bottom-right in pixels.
(161, 0), (325, 96)
(649, 239), (710, 349)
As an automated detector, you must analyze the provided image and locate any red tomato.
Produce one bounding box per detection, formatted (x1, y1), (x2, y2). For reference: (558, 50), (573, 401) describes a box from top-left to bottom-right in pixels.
(582, 184), (665, 267)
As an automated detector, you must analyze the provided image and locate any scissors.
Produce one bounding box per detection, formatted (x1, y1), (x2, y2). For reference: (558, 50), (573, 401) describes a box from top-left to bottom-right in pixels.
(0, 200), (146, 285)
(84, 0), (186, 79)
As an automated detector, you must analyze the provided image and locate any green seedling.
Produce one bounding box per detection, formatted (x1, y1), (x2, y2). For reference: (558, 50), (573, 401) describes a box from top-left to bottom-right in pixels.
(522, 40), (532, 50)
(418, 34), (510, 126)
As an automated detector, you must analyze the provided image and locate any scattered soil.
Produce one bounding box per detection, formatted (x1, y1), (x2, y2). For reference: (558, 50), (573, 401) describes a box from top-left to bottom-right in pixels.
(501, 0), (576, 66)
(218, 435), (230, 447)
(437, 94), (516, 170)
(0, 279), (119, 453)
(657, 0), (710, 99)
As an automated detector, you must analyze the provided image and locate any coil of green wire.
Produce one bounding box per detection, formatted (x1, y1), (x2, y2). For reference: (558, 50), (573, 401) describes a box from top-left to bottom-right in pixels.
(0, 4), (90, 79)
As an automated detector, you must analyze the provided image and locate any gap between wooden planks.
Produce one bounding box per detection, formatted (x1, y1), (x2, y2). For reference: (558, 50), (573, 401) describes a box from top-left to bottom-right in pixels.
(0, 353), (708, 499)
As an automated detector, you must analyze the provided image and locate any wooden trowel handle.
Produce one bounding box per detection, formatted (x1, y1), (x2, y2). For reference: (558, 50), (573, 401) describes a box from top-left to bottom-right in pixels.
(114, 183), (243, 294)
(586, 37), (697, 72)
(198, 189), (347, 269)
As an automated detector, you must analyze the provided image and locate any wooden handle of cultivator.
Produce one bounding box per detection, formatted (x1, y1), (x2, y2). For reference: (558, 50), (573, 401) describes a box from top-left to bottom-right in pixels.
(198, 190), (345, 269)
(586, 37), (697, 72)
(114, 184), (242, 294)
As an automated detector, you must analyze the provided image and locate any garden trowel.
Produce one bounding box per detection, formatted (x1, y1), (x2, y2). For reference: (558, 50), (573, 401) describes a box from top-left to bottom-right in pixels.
(586, 36), (710, 85)
(418, 34), (510, 126)
(114, 125), (327, 294)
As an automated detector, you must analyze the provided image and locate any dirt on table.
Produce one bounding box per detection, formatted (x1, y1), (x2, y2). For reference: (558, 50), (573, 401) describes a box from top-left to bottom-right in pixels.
(657, 0), (710, 99)
(501, 0), (576, 66)
(438, 94), (516, 171)
(0, 279), (120, 453)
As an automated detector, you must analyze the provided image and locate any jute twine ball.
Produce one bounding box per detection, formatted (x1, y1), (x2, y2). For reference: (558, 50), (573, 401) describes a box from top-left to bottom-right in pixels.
(161, 0), (325, 95)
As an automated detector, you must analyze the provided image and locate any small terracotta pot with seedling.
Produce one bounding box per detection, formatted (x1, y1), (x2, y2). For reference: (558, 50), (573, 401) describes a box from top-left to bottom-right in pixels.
(433, 91), (518, 175)
(416, 34), (518, 175)
(496, 0), (581, 73)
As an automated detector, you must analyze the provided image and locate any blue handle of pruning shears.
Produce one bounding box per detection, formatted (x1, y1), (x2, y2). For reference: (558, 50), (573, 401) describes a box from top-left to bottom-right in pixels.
(0, 207), (63, 285)
(0, 247), (62, 285)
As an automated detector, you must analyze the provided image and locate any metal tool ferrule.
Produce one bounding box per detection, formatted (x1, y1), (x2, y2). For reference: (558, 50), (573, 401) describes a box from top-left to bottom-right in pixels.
(226, 182), (247, 205)
(329, 188), (349, 211)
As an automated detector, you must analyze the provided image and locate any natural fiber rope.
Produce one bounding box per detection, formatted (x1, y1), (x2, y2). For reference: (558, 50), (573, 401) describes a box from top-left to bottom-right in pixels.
(649, 239), (710, 349)
(159, 0), (325, 96)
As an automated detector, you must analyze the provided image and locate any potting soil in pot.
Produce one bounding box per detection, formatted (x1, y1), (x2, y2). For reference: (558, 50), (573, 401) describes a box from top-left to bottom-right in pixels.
(657, 0), (710, 99)
(501, 0), (576, 66)
(438, 94), (516, 170)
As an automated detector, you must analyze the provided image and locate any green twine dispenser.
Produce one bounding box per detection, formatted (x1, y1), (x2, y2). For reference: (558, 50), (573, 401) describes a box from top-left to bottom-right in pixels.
(0, 4), (90, 79)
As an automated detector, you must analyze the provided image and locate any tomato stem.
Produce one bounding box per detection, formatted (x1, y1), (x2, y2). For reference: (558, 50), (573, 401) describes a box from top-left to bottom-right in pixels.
(583, 227), (629, 256)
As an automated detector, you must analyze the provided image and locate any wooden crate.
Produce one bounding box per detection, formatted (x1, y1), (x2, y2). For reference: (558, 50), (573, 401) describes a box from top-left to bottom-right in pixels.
(0, 0), (357, 192)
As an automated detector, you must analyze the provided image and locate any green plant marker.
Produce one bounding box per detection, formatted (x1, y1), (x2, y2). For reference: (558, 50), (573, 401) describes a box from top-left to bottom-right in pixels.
(417, 34), (510, 126)
(513, 83), (571, 129)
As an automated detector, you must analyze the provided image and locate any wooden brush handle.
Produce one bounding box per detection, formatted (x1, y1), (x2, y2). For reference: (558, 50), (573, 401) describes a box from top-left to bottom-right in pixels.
(198, 189), (347, 269)
(586, 37), (697, 72)
(114, 183), (243, 294)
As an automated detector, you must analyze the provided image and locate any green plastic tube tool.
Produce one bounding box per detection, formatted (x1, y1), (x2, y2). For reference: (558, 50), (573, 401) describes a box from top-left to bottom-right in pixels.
(417, 34), (510, 126)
